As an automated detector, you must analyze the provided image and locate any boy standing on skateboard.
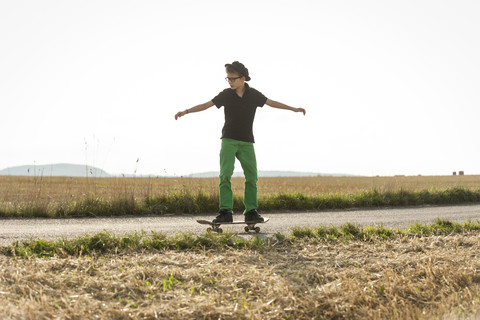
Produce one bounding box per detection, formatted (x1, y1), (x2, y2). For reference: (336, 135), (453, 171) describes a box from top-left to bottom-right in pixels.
(175, 61), (306, 223)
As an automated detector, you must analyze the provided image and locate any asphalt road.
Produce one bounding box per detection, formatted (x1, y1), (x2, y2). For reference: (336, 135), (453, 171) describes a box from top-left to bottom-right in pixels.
(1, 204), (480, 245)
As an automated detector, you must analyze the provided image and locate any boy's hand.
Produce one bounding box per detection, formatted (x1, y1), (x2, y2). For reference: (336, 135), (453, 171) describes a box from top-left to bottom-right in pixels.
(296, 108), (306, 115)
(175, 110), (187, 120)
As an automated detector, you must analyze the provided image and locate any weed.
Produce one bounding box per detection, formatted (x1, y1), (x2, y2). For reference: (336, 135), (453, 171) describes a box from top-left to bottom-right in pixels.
(291, 226), (316, 238)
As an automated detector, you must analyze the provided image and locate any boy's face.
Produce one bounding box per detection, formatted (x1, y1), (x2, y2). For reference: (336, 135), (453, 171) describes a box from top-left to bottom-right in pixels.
(226, 71), (245, 90)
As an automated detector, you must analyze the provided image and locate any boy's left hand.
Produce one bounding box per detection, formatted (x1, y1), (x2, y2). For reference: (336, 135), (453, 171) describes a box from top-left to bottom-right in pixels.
(296, 108), (306, 115)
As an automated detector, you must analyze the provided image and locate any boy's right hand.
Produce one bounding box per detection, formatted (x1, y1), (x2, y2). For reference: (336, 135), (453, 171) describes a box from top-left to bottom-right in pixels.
(175, 110), (187, 120)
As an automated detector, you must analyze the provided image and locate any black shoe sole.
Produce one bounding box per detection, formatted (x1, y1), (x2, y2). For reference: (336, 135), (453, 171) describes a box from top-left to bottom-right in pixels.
(245, 215), (264, 223)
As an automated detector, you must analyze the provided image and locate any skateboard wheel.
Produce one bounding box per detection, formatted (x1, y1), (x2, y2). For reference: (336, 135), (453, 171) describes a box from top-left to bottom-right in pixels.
(244, 226), (249, 233)
(207, 227), (212, 233)
(254, 227), (260, 233)
(217, 228), (223, 233)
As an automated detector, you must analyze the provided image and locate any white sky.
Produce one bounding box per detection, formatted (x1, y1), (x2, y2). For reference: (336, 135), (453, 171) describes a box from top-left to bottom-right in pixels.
(1, 0), (479, 177)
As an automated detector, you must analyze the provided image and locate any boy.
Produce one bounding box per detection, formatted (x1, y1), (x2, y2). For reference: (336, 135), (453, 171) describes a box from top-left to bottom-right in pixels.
(175, 61), (306, 223)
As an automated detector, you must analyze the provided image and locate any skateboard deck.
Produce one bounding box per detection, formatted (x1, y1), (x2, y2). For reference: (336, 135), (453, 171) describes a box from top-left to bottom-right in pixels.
(197, 218), (269, 233)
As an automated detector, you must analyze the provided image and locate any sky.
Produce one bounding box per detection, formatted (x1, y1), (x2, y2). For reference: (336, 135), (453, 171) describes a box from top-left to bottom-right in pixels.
(1, 0), (479, 177)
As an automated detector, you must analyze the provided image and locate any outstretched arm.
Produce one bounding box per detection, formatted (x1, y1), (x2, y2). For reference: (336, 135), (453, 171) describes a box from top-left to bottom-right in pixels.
(175, 101), (215, 120)
(266, 99), (306, 115)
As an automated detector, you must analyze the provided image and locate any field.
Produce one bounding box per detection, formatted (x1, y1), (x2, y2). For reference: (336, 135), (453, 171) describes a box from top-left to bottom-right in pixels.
(2, 174), (480, 201)
(1, 175), (480, 217)
(1, 175), (480, 318)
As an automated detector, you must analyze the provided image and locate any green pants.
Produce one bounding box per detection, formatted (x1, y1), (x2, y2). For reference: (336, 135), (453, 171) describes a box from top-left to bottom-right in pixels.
(219, 138), (258, 214)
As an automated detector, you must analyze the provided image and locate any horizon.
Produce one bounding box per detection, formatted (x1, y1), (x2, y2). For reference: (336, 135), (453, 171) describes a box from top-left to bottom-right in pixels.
(0, 162), (474, 178)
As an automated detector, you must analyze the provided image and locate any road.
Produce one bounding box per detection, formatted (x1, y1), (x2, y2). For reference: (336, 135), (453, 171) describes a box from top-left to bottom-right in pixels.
(1, 204), (480, 245)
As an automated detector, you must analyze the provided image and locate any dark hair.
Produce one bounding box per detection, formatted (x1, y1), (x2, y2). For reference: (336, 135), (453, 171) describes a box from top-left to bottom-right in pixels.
(225, 65), (239, 74)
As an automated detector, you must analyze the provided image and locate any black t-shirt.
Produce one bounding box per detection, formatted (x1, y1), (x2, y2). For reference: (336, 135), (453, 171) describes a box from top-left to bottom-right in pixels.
(212, 83), (267, 143)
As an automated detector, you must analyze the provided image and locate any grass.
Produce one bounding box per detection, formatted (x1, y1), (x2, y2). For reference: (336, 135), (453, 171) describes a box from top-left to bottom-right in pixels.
(1, 221), (480, 319)
(2, 219), (480, 258)
(291, 218), (480, 240)
(1, 174), (480, 218)
(2, 184), (480, 218)
(2, 231), (250, 258)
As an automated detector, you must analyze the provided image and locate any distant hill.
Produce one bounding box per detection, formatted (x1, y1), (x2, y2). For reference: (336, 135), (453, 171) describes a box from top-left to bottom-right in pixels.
(187, 171), (355, 178)
(0, 163), (111, 177)
(0, 164), (354, 178)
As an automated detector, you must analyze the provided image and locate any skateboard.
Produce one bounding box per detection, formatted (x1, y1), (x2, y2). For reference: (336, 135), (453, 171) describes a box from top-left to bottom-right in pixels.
(197, 218), (270, 233)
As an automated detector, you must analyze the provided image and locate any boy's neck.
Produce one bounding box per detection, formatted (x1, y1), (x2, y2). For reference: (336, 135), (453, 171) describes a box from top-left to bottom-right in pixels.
(235, 83), (246, 97)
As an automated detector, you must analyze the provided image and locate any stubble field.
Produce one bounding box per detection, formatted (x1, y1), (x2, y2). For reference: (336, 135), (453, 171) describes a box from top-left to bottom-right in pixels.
(1, 175), (480, 319)
(1, 230), (480, 319)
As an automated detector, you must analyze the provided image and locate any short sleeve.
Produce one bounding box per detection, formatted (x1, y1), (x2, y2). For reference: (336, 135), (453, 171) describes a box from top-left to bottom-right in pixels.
(253, 89), (267, 107)
(212, 89), (229, 108)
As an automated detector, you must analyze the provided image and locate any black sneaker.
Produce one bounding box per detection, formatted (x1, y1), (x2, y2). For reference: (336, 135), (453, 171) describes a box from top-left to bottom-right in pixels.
(212, 210), (233, 223)
(245, 209), (264, 223)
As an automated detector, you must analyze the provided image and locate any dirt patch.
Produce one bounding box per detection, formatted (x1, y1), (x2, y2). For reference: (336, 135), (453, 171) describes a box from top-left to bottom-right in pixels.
(1, 234), (480, 319)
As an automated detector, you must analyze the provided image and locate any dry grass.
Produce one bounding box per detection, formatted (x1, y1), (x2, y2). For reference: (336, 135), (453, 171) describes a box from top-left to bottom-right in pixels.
(1, 175), (479, 206)
(1, 233), (480, 319)
(1, 175), (480, 318)
(257, 174), (480, 195)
